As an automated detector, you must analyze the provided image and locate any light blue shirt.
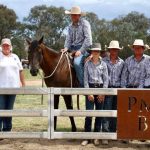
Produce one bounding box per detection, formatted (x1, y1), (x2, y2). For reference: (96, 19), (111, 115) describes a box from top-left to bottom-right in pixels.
(64, 18), (92, 54)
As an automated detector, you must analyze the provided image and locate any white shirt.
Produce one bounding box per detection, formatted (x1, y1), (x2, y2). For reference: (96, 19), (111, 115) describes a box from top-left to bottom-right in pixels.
(0, 52), (23, 88)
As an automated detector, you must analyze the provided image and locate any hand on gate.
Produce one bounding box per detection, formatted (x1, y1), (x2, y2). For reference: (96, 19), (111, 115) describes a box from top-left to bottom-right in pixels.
(97, 95), (105, 103)
(88, 95), (94, 102)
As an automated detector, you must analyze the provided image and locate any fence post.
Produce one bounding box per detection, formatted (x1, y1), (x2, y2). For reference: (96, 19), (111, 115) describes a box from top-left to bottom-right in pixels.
(50, 87), (54, 139)
(48, 88), (51, 139)
(41, 78), (44, 105)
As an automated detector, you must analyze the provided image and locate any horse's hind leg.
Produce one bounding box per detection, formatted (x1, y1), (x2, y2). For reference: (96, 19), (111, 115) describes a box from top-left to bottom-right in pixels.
(54, 95), (59, 131)
(63, 95), (77, 132)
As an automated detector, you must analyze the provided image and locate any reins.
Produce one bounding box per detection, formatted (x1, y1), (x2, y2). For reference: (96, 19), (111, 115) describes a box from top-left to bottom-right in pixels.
(38, 51), (73, 87)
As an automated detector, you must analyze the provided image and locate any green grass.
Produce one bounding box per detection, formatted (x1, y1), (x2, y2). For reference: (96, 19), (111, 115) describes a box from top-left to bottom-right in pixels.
(24, 69), (41, 80)
(13, 93), (86, 132)
(12, 69), (87, 132)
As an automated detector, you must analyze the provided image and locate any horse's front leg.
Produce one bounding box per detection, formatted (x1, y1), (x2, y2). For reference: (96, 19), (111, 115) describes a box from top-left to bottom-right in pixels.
(54, 95), (59, 131)
(63, 95), (77, 132)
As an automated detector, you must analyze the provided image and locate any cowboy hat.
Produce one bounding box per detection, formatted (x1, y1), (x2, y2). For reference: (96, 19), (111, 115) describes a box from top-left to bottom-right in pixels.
(133, 39), (144, 47)
(65, 6), (86, 16)
(128, 39), (150, 50)
(88, 43), (102, 52)
(107, 40), (122, 50)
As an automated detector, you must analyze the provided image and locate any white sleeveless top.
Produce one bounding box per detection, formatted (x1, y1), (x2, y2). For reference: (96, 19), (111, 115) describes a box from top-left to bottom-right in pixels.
(0, 52), (23, 88)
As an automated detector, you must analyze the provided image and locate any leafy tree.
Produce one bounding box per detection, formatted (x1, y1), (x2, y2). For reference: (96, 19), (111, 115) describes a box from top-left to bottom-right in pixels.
(24, 5), (69, 50)
(85, 12), (111, 49)
(0, 5), (17, 40)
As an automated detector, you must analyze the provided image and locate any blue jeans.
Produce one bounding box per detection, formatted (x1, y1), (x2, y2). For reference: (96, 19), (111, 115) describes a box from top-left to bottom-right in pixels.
(102, 95), (117, 132)
(70, 45), (88, 87)
(84, 95), (104, 132)
(0, 95), (16, 131)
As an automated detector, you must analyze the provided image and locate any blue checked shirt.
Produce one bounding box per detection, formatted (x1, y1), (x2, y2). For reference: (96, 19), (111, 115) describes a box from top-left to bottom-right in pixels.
(140, 57), (150, 87)
(121, 54), (150, 88)
(64, 18), (92, 54)
(84, 59), (109, 88)
(103, 56), (124, 87)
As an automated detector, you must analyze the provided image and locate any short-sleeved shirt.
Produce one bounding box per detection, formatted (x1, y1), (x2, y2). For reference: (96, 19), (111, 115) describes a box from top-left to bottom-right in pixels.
(0, 52), (23, 88)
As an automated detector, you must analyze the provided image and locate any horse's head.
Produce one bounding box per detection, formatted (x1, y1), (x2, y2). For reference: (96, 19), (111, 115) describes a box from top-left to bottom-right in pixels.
(27, 37), (43, 76)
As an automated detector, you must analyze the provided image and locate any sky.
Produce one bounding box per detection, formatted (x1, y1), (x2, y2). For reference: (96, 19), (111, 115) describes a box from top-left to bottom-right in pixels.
(1, 0), (150, 21)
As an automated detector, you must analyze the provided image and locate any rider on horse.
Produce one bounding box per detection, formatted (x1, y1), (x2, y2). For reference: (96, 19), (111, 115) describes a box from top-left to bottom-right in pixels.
(61, 6), (92, 87)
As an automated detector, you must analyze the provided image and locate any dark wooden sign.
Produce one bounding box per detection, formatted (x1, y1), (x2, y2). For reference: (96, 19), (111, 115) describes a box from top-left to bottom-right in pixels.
(117, 90), (150, 139)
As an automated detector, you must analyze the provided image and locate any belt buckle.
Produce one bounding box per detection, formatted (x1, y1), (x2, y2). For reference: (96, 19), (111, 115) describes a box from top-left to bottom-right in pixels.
(94, 83), (99, 88)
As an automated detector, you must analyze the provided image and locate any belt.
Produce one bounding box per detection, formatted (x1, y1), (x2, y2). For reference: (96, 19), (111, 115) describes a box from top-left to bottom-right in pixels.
(144, 86), (150, 88)
(108, 86), (121, 88)
(127, 85), (138, 88)
(89, 83), (103, 88)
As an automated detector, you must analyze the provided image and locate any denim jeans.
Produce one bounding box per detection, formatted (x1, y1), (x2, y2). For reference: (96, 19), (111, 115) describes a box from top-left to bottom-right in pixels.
(84, 95), (104, 132)
(0, 95), (16, 131)
(70, 45), (88, 87)
(102, 95), (117, 132)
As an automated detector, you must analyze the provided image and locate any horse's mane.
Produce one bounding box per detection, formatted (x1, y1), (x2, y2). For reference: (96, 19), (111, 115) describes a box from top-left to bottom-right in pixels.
(41, 43), (60, 55)
(31, 40), (60, 55)
(46, 45), (59, 54)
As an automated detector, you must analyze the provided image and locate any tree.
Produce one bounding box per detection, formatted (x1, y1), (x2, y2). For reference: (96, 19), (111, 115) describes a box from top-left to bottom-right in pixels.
(0, 5), (17, 41)
(24, 5), (69, 50)
(85, 12), (111, 49)
(121, 11), (150, 39)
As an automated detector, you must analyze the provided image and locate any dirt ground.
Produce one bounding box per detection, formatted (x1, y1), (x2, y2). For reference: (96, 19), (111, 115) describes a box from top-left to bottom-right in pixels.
(0, 80), (149, 150)
(26, 80), (43, 86)
(0, 138), (150, 150)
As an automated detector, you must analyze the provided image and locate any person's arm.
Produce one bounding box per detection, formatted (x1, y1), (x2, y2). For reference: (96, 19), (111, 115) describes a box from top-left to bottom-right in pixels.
(84, 62), (94, 101)
(97, 62), (108, 103)
(20, 70), (25, 87)
(79, 20), (92, 54)
(121, 61), (128, 88)
(102, 63), (109, 88)
(84, 62), (89, 88)
(139, 63), (146, 88)
(64, 26), (72, 51)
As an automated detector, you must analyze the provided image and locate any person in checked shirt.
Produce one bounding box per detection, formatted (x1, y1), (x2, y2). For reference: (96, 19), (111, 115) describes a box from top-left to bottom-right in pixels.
(121, 39), (150, 88)
(102, 40), (124, 145)
(81, 43), (108, 146)
(61, 6), (92, 87)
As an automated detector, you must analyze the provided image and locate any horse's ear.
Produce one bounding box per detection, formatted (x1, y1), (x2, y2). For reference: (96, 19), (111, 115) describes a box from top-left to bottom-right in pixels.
(26, 39), (31, 45)
(39, 36), (44, 44)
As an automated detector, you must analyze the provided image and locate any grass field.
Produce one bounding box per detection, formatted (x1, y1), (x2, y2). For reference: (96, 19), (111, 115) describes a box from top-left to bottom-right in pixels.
(24, 69), (41, 80)
(13, 69), (86, 132)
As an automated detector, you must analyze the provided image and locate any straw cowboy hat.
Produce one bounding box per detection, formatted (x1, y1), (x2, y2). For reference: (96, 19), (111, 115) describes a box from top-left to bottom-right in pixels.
(107, 40), (122, 50)
(1, 38), (13, 51)
(65, 6), (86, 16)
(88, 43), (102, 52)
(128, 39), (150, 50)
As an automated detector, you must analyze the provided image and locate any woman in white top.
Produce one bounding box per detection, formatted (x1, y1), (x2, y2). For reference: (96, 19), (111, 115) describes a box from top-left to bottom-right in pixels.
(0, 38), (25, 132)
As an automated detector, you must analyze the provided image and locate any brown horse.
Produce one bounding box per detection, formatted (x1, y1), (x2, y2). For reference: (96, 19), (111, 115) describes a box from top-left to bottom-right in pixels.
(27, 37), (77, 131)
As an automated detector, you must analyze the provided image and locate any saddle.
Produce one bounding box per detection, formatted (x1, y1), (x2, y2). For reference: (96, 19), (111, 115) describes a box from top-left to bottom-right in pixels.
(64, 51), (76, 68)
